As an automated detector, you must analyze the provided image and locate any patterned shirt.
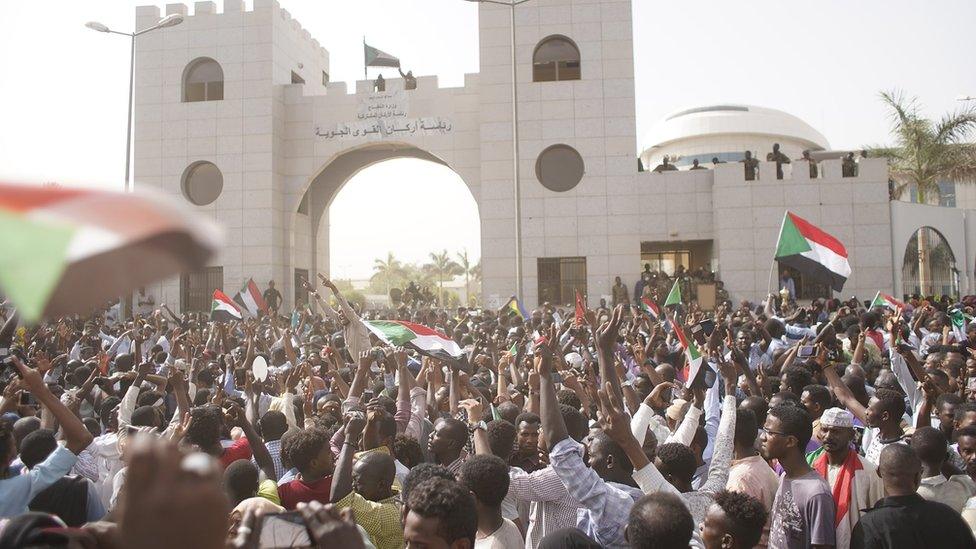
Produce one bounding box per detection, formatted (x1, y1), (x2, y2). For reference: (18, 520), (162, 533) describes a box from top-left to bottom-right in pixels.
(549, 437), (644, 549)
(507, 466), (580, 549)
(254, 439), (285, 480)
(334, 491), (403, 549)
(446, 453), (467, 476)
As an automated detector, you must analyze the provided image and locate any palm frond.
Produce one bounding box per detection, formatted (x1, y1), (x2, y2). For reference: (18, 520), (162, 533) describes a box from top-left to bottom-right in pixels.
(879, 90), (918, 133)
(934, 110), (976, 144)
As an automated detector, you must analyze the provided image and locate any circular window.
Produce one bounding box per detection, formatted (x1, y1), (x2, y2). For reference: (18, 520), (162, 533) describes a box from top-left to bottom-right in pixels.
(181, 161), (223, 206)
(535, 144), (584, 192)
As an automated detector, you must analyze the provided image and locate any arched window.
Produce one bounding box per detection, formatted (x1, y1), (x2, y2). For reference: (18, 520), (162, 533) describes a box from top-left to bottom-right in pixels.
(533, 36), (581, 82)
(902, 226), (958, 298)
(182, 57), (224, 102)
(182, 161), (223, 205)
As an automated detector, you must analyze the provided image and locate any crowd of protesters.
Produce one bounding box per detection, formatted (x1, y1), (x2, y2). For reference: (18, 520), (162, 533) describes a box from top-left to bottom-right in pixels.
(2, 273), (976, 548)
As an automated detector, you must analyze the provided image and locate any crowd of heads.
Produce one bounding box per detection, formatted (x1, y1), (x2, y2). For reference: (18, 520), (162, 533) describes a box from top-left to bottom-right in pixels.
(2, 276), (976, 548)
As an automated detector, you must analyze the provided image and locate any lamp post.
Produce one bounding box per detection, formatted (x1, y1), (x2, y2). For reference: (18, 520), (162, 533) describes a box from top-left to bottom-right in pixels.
(86, 13), (183, 193)
(86, 13), (183, 320)
(465, 0), (532, 303)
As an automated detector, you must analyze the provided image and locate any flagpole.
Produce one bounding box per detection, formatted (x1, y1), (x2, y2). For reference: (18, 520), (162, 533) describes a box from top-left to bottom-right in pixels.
(768, 211), (789, 296)
(363, 36), (367, 80)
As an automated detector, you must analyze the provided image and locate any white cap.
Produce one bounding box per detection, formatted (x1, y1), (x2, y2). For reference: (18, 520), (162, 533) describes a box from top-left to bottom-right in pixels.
(564, 352), (583, 367)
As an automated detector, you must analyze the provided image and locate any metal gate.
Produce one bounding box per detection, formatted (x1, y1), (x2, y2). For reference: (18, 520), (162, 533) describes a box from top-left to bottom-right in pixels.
(537, 257), (587, 305)
(180, 266), (223, 312)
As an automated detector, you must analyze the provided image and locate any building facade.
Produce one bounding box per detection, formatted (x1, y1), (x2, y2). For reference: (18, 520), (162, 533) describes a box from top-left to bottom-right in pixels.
(132, 0), (968, 313)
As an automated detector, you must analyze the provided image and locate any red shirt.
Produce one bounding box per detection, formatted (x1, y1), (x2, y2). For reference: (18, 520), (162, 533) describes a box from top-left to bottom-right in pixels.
(219, 437), (252, 469)
(278, 475), (333, 510)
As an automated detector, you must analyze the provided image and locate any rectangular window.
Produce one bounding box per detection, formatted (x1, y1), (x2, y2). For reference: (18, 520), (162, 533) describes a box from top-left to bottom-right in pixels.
(291, 71), (305, 84)
(295, 268), (310, 307)
(538, 257), (587, 305)
(322, 71), (329, 86)
(180, 266), (223, 313)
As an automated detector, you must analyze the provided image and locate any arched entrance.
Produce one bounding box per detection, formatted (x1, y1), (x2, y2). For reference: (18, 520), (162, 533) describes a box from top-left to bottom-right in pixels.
(290, 142), (482, 307)
(901, 226), (959, 298)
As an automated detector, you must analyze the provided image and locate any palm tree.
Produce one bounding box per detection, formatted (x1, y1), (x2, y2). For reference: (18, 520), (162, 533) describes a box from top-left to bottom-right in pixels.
(456, 249), (477, 305)
(869, 91), (976, 295)
(371, 252), (404, 295)
(427, 250), (461, 306)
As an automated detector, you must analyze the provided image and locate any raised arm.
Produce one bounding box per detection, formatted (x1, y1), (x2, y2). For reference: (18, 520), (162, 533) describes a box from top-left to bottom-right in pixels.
(852, 330), (867, 366)
(595, 305), (626, 406)
(347, 352), (372, 401)
(538, 340), (569, 448)
(14, 357), (93, 454)
(331, 414), (366, 503)
(460, 399), (490, 455)
(230, 403), (277, 481)
(701, 358), (738, 495)
(817, 344), (869, 424)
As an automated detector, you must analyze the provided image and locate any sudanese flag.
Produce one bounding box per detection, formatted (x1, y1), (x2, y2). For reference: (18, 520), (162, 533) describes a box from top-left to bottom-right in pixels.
(774, 211), (851, 292)
(0, 182), (219, 322)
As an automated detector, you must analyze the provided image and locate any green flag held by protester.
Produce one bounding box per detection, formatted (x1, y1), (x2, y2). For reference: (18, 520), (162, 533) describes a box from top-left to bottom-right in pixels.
(664, 279), (682, 307)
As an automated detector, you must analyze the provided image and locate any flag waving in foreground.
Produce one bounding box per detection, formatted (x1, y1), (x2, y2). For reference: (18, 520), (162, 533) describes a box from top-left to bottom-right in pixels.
(775, 211), (851, 292)
(364, 320), (463, 363)
(0, 182), (220, 322)
(870, 291), (905, 311)
(211, 290), (242, 322)
(234, 278), (268, 317)
(667, 312), (704, 387)
(639, 296), (660, 321)
(364, 41), (400, 68)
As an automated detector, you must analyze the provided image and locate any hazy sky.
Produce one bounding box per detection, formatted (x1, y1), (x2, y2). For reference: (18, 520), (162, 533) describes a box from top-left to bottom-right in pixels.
(2, 0), (974, 278)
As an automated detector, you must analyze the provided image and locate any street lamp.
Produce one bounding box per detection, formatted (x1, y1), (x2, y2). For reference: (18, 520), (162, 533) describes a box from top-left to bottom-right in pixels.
(87, 13), (182, 320)
(465, 0), (532, 303)
(86, 14), (184, 192)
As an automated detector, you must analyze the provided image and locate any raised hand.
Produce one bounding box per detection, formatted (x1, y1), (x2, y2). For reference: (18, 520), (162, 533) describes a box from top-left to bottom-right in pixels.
(645, 381), (676, 409)
(597, 381), (635, 446)
(169, 412), (193, 443)
(11, 356), (45, 393)
(595, 305), (624, 355)
(345, 412), (367, 440)
(458, 398), (484, 424)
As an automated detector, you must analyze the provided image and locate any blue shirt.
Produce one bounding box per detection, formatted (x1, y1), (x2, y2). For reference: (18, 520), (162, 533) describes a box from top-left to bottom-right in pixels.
(549, 438), (644, 548)
(0, 445), (78, 518)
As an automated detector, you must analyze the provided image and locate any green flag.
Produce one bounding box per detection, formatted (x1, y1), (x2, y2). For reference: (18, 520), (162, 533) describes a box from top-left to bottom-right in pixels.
(0, 208), (75, 323)
(664, 279), (682, 306)
(364, 41), (400, 68)
(950, 308), (971, 342)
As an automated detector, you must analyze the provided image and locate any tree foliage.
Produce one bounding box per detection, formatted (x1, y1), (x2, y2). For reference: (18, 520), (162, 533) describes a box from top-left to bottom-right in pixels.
(868, 90), (976, 201)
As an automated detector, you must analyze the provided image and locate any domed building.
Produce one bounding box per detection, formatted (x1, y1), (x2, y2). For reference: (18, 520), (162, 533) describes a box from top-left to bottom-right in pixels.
(639, 104), (830, 170)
